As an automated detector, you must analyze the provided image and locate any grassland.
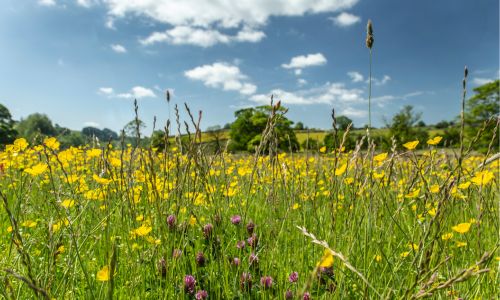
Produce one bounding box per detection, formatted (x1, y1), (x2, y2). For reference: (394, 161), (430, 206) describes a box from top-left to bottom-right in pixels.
(0, 133), (498, 299)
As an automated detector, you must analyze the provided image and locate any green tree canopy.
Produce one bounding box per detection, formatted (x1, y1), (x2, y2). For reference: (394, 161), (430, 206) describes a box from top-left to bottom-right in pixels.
(229, 106), (299, 152)
(387, 105), (428, 148)
(0, 103), (18, 146)
(16, 113), (56, 142)
(464, 80), (499, 151)
(335, 115), (353, 130)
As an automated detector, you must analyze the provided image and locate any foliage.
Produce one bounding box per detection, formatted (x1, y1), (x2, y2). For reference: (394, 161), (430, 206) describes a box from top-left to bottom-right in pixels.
(0, 103), (17, 146)
(387, 105), (429, 149)
(335, 115), (353, 131)
(16, 113), (57, 142)
(81, 127), (119, 142)
(228, 106), (299, 152)
(464, 80), (499, 152)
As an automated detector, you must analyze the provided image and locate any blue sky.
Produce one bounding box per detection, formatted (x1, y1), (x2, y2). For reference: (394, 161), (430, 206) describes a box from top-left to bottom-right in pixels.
(0, 0), (498, 133)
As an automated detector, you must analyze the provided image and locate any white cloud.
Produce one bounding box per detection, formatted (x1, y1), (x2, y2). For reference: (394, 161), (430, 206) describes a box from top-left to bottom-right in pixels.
(84, 121), (101, 128)
(103, 0), (358, 46)
(185, 62), (257, 95)
(38, 0), (56, 6)
(330, 12), (361, 27)
(117, 86), (156, 99)
(297, 78), (308, 86)
(367, 75), (391, 86)
(250, 82), (364, 106)
(472, 77), (494, 86)
(140, 26), (265, 47)
(99, 86), (156, 99)
(98, 87), (114, 95)
(348, 71), (364, 82)
(340, 107), (366, 117)
(282, 53), (327, 70)
(110, 44), (127, 53)
(76, 0), (97, 8)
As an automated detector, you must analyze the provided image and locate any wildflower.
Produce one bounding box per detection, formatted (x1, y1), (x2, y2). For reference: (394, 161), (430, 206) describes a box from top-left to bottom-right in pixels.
(195, 252), (206, 267)
(97, 266), (110, 282)
(429, 184), (440, 193)
(427, 136), (442, 145)
(319, 146), (327, 153)
(303, 292), (311, 300)
(400, 251), (410, 258)
(373, 152), (388, 162)
(158, 258), (167, 277)
(247, 234), (258, 248)
(292, 203), (300, 210)
(374, 255), (382, 262)
(240, 272), (252, 291)
(203, 223), (213, 239)
(134, 224), (152, 236)
(22, 220), (37, 228)
(246, 221), (255, 235)
(334, 163), (347, 176)
(231, 257), (240, 267)
(289, 271), (299, 283)
(173, 249), (182, 259)
(236, 240), (246, 249)
(230, 215), (242, 225)
(184, 275), (196, 294)
(189, 216), (197, 226)
(260, 276), (273, 289)
(166, 214), (176, 229)
(403, 140), (419, 150)
(25, 163), (48, 176)
(93, 174), (112, 185)
(60, 199), (75, 209)
(317, 249), (334, 268)
(451, 222), (471, 234)
(405, 188), (420, 198)
(44, 137), (60, 151)
(470, 170), (495, 186)
(249, 252), (259, 267)
(455, 241), (467, 248)
(458, 181), (471, 189)
(441, 233), (453, 240)
(285, 290), (294, 299)
(195, 290), (208, 300)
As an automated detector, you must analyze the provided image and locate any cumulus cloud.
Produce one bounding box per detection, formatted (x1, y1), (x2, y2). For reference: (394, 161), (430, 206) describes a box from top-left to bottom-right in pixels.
(38, 0), (56, 6)
(185, 62), (257, 95)
(282, 53), (327, 75)
(297, 78), (308, 86)
(102, 0), (358, 46)
(330, 12), (361, 27)
(110, 44), (127, 53)
(347, 71), (364, 82)
(139, 26), (265, 47)
(84, 121), (100, 128)
(250, 82), (364, 106)
(472, 77), (494, 86)
(368, 75), (391, 86)
(98, 87), (114, 95)
(99, 86), (156, 99)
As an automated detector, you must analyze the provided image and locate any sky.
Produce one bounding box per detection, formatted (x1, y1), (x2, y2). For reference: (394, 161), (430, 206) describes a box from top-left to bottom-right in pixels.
(0, 0), (498, 133)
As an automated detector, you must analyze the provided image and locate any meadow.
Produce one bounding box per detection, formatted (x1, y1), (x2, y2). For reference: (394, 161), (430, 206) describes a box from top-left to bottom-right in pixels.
(0, 118), (498, 299)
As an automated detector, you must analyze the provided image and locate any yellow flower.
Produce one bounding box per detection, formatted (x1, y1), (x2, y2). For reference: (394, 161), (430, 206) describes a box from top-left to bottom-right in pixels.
(22, 220), (37, 228)
(319, 146), (327, 153)
(429, 184), (440, 193)
(60, 199), (75, 209)
(136, 214), (144, 222)
(458, 181), (471, 190)
(334, 164), (347, 176)
(427, 208), (436, 217)
(93, 174), (112, 185)
(451, 222), (471, 234)
(470, 170), (495, 186)
(44, 137), (60, 151)
(374, 255), (382, 262)
(441, 233), (453, 240)
(134, 224), (152, 236)
(405, 188), (420, 198)
(25, 163), (48, 176)
(97, 266), (110, 282)
(7, 226), (13, 233)
(409, 243), (419, 251)
(403, 140), (419, 150)
(426, 136), (442, 145)
(400, 251), (410, 258)
(14, 138), (29, 151)
(455, 241), (467, 248)
(317, 249), (334, 268)
(373, 152), (388, 162)
(292, 203), (300, 210)
(189, 216), (197, 226)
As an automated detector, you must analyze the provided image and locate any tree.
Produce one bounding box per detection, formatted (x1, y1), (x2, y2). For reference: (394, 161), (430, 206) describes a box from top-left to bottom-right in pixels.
(335, 116), (353, 131)
(16, 113), (56, 142)
(464, 80), (499, 151)
(229, 106), (299, 152)
(0, 103), (17, 146)
(294, 122), (305, 130)
(387, 105), (428, 148)
(434, 120), (451, 129)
